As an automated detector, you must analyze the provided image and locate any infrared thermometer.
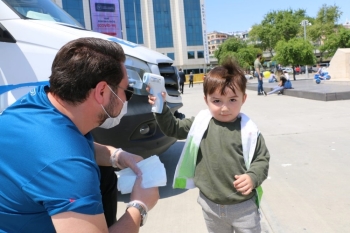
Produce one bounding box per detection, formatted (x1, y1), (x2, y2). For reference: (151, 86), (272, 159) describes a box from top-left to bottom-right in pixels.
(143, 73), (167, 113)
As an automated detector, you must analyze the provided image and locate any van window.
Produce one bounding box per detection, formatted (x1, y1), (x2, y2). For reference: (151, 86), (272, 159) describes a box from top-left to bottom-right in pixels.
(3, 0), (82, 27)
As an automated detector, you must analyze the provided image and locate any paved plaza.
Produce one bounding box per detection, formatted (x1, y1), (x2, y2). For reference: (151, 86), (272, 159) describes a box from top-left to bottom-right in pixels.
(247, 73), (350, 101)
(117, 79), (350, 233)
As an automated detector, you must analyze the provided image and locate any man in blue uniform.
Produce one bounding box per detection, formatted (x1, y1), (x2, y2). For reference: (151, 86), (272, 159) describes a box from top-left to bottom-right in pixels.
(0, 37), (158, 232)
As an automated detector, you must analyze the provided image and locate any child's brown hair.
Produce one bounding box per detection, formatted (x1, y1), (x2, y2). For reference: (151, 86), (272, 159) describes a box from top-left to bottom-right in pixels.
(203, 57), (247, 97)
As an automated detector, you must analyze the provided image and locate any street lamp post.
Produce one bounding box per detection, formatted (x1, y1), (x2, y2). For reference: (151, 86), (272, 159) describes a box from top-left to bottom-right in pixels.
(301, 20), (311, 78)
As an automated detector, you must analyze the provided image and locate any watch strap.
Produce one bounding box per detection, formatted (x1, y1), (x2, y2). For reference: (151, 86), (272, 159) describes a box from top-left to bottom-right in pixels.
(126, 201), (148, 226)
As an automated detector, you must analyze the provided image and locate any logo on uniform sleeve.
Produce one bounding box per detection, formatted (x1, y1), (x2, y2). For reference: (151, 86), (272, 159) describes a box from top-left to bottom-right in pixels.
(30, 88), (36, 96)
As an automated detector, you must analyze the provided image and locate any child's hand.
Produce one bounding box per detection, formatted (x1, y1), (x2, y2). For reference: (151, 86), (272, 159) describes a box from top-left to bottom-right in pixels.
(146, 86), (166, 104)
(233, 174), (254, 196)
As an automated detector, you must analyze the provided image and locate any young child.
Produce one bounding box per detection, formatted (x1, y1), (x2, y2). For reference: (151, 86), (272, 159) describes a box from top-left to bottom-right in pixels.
(268, 71), (277, 83)
(148, 58), (270, 232)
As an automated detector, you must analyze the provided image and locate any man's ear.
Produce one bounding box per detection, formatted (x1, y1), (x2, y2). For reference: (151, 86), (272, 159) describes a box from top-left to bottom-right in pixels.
(94, 81), (109, 104)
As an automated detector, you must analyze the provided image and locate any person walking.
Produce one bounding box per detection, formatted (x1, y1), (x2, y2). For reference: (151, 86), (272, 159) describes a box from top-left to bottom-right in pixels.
(189, 72), (194, 88)
(254, 54), (266, 96)
(178, 68), (186, 94)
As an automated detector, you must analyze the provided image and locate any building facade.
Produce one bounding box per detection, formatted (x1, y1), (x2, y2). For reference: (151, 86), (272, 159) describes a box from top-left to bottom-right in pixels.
(206, 30), (250, 67)
(207, 31), (229, 57)
(53, 0), (208, 74)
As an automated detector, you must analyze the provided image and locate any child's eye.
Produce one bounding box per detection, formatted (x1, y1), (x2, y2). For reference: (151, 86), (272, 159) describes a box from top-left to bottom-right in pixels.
(230, 98), (236, 102)
(213, 100), (220, 103)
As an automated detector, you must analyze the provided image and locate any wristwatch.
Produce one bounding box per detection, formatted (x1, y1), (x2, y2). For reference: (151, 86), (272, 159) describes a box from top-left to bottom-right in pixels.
(126, 201), (148, 226)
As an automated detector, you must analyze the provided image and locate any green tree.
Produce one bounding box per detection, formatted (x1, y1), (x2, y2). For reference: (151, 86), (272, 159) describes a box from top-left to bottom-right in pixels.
(214, 38), (261, 70)
(274, 38), (316, 80)
(249, 9), (308, 57)
(214, 37), (246, 62)
(320, 27), (350, 57)
(307, 4), (342, 60)
(234, 46), (261, 70)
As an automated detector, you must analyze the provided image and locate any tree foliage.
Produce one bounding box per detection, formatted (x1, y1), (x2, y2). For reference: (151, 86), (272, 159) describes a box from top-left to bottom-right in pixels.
(307, 4), (343, 61)
(308, 4), (342, 43)
(214, 38), (261, 70)
(274, 38), (316, 79)
(249, 9), (308, 55)
(320, 26), (350, 57)
(212, 4), (345, 72)
(274, 38), (316, 66)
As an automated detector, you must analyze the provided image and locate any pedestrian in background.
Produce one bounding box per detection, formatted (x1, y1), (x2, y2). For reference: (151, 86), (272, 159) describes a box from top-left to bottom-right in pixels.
(266, 76), (287, 95)
(276, 63), (283, 81)
(189, 72), (194, 88)
(254, 54), (266, 96)
(178, 68), (186, 94)
(268, 71), (278, 83)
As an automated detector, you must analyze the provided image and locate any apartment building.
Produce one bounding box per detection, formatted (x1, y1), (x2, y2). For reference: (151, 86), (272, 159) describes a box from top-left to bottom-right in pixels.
(53, 0), (208, 74)
(207, 31), (229, 57)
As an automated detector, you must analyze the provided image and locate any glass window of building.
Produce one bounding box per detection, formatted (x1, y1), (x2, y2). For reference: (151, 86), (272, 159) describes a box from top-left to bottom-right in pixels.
(124, 0), (144, 44)
(183, 0), (203, 46)
(197, 51), (204, 58)
(62, 0), (85, 27)
(187, 51), (195, 59)
(167, 53), (175, 60)
(153, 0), (174, 48)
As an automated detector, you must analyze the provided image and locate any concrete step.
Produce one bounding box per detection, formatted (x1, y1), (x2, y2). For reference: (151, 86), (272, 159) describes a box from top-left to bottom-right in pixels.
(247, 79), (350, 101)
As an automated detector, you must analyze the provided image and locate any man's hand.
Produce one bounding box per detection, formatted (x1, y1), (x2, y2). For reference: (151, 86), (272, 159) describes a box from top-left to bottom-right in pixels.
(131, 176), (159, 211)
(233, 174), (254, 196)
(115, 150), (143, 176)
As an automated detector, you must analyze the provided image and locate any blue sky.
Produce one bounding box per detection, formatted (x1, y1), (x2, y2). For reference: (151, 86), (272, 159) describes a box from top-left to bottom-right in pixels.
(205, 0), (350, 32)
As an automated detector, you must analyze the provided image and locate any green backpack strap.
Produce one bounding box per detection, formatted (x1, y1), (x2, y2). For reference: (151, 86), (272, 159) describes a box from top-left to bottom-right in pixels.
(255, 185), (263, 208)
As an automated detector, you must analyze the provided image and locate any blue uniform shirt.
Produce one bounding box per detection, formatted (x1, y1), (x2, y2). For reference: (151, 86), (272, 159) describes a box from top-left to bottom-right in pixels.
(0, 86), (103, 233)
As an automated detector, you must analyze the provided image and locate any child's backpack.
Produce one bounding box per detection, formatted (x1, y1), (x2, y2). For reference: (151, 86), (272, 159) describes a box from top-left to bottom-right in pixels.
(284, 80), (292, 89)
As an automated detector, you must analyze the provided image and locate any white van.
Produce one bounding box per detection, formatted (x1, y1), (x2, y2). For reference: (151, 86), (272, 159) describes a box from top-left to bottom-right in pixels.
(0, 0), (182, 157)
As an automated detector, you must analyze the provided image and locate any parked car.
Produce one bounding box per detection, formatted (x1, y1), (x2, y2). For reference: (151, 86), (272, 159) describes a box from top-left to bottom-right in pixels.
(0, 0), (183, 158)
(300, 66), (313, 74)
(282, 67), (294, 73)
(312, 63), (329, 73)
(245, 75), (253, 80)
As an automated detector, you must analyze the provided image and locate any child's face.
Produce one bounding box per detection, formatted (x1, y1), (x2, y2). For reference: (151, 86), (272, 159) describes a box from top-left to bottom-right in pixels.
(204, 87), (247, 122)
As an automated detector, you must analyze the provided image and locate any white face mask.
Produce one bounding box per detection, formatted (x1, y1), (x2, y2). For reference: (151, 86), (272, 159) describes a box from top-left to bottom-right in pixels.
(99, 86), (128, 129)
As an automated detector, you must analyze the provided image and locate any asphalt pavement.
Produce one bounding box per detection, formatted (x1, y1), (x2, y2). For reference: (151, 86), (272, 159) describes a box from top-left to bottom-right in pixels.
(117, 79), (350, 233)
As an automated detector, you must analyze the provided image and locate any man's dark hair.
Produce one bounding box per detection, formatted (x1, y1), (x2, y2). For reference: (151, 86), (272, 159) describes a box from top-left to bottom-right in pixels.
(203, 57), (247, 97)
(257, 53), (262, 58)
(49, 37), (126, 104)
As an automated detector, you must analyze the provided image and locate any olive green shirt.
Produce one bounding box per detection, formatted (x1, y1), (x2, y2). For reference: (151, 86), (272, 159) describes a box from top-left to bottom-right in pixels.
(254, 58), (263, 73)
(154, 106), (270, 205)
